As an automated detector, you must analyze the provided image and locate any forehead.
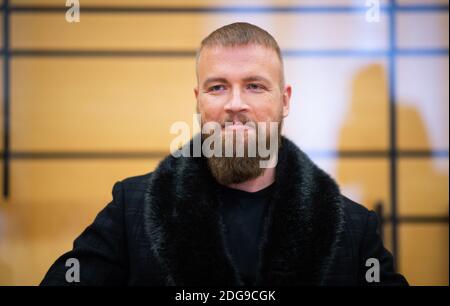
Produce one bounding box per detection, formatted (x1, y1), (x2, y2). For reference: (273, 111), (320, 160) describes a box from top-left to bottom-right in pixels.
(197, 44), (281, 82)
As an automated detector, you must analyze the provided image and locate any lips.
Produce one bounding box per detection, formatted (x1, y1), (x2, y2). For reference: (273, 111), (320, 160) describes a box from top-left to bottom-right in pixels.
(223, 122), (254, 132)
(225, 124), (249, 130)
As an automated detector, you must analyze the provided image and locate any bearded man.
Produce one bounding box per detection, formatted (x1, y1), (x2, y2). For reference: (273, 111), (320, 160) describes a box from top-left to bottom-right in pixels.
(41, 22), (408, 286)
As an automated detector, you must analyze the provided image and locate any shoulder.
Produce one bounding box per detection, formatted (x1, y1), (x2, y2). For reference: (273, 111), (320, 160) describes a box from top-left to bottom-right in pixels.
(108, 172), (153, 214)
(340, 196), (380, 241)
(341, 196), (372, 223)
(120, 172), (153, 191)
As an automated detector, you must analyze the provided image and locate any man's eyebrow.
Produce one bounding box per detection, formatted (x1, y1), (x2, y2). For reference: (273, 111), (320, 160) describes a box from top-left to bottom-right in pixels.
(242, 76), (271, 84)
(202, 77), (228, 88)
(202, 76), (272, 88)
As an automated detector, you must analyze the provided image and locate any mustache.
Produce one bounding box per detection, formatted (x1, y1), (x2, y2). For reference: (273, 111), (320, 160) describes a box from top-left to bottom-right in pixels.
(220, 113), (255, 127)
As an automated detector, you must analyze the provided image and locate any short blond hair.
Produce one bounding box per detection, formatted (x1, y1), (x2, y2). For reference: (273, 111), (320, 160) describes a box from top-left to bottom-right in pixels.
(196, 22), (285, 87)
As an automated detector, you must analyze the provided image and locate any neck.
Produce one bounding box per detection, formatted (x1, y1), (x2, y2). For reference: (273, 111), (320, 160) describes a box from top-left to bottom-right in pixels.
(226, 167), (276, 193)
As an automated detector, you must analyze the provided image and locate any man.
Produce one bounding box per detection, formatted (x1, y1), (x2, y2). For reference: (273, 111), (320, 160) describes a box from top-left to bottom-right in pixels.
(41, 22), (408, 286)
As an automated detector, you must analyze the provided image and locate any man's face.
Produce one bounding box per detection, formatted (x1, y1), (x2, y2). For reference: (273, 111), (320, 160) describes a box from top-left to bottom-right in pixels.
(195, 44), (291, 136)
(194, 44), (292, 185)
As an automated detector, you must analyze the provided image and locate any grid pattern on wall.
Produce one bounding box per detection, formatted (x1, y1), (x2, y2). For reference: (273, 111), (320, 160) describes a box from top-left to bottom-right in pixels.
(0, 0), (449, 274)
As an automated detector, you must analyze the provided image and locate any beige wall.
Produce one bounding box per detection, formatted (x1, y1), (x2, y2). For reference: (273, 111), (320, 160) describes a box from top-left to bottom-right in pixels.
(0, 0), (448, 285)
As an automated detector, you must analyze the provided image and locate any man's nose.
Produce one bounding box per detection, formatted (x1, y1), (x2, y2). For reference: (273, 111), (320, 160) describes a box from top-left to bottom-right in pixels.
(224, 87), (250, 113)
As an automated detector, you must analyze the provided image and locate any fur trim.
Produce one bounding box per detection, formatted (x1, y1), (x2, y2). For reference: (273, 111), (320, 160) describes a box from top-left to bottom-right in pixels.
(143, 136), (345, 285)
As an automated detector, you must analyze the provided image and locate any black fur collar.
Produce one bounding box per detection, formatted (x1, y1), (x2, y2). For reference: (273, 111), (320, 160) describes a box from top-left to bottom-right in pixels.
(143, 136), (345, 286)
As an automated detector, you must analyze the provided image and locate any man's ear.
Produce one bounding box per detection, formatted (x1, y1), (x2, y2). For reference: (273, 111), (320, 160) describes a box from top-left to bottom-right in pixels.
(194, 87), (201, 114)
(282, 84), (292, 118)
(194, 86), (199, 99)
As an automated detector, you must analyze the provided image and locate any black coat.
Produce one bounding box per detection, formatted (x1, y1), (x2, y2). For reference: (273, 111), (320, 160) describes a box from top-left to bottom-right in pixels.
(41, 137), (408, 286)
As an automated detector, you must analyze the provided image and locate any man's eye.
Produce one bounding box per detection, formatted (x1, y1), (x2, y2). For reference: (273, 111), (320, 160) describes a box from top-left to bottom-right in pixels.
(209, 85), (226, 92)
(247, 83), (265, 91)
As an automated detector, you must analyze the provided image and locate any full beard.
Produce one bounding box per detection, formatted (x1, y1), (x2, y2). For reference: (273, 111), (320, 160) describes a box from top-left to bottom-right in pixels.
(202, 114), (283, 186)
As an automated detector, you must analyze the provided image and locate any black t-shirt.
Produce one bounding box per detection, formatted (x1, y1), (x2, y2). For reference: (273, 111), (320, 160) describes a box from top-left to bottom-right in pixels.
(216, 182), (274, 286)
